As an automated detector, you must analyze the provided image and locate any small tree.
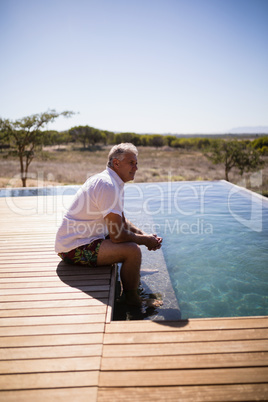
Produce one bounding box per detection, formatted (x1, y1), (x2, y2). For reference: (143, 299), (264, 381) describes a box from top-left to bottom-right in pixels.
(235, 142), (265, 177)
(0, 110), (74, 187)
(207, 140), (264, 181)
(69, 125), (105, 148)
(103, 130), (115, 145)
(252, 136), (268, 155)
(0, 129), (9, 152)
(148, 134), (164, 147)
(164, 135), (177, 147)
(69, 125), (89, 148)
(89, 127), (105, 145)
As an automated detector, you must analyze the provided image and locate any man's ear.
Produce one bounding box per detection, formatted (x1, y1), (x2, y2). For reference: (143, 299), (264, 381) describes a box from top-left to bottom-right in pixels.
(113, 158), (120, 167)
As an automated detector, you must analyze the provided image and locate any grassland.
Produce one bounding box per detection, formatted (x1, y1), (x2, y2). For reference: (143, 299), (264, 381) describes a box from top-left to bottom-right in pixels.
(0, 145), (267, 195)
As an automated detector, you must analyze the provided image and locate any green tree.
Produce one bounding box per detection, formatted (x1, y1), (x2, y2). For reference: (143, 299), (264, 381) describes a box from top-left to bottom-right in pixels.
(207, 140), (264, 181)
(69, 125), (90, 148)
(115, 132), (134, 144)
(114, 132), (142, 146)
(103, 130), (115, 145)
(140, 135), (149, 146)
(252, 136), (268, 155)
(171, 138), (191, 148)
(164, 135), (177, 147)
(69, 126), (105, 148)
(91, 128), (106, 145)
(42, 130), (71, 147)
(0, 110), (74, 187)
(148, 134), (164, 147)
(235, 143), (265, 176)
(195, 137), (211, 150)
(0, 129), (10, 152)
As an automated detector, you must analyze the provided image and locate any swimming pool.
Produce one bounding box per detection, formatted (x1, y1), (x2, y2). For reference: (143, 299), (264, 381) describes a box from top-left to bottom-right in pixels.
(124, 180), (268, 319)
(2, 181), (267, 320)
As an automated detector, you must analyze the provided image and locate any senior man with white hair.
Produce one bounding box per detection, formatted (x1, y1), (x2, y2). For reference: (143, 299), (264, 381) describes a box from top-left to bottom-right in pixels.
(55, 143), (162, 306)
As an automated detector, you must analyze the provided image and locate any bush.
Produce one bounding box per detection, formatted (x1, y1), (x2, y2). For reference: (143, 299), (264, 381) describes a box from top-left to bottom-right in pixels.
(252, 136), (268, 155)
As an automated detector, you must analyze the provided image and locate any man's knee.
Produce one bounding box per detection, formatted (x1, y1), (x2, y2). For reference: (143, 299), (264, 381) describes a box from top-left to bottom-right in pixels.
(125, 242), (141, 259)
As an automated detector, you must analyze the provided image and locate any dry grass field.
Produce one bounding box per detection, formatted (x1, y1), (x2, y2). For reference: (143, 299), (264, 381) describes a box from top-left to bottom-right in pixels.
(0, 145), (267, 195)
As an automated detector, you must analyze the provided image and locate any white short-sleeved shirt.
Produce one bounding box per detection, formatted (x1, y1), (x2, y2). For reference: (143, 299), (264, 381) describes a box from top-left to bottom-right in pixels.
(55, 167), (124, 253)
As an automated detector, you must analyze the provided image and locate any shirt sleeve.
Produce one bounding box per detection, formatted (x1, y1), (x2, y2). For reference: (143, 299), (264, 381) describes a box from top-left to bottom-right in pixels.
(95, 181), (123, 218)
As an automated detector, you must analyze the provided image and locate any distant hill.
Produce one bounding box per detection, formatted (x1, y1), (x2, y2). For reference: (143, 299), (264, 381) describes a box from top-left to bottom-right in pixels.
(228, 126), (268, 134)
(155, 127), (268, 137)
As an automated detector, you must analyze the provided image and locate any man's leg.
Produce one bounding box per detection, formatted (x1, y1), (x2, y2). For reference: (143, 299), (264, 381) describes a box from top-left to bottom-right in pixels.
(97, 239), (142, 305)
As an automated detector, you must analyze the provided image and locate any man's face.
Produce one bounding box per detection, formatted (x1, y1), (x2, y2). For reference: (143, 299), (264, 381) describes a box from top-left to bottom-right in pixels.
(113, 152), (138, 182)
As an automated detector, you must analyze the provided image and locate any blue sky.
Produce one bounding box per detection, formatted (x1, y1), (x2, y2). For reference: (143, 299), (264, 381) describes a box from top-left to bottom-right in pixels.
(1, 0), (267, 134)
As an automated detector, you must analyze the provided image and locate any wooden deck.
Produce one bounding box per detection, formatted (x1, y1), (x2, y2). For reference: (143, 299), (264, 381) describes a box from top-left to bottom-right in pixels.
(0, 194), (268, 401)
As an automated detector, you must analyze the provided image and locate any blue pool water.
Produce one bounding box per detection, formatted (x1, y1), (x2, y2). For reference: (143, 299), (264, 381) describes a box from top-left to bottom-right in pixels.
(124, 181), (268, 319)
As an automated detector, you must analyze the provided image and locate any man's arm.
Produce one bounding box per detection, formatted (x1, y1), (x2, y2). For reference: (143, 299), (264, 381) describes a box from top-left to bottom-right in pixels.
(122, 212), (145, 235)
(105, 212), (162, 250)
(122, 213), (162, 250)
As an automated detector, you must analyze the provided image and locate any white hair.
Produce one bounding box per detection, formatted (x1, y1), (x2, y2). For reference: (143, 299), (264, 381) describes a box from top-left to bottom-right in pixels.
(107, 143), (138, 168)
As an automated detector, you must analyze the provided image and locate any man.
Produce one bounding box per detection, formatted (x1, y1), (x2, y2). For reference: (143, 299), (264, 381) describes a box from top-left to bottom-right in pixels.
(55, 143), (162, 306)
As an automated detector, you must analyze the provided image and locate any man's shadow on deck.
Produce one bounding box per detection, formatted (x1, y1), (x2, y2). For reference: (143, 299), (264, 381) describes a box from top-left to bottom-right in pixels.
(56, 261), (188, 327)
(56, 261), (112, 305)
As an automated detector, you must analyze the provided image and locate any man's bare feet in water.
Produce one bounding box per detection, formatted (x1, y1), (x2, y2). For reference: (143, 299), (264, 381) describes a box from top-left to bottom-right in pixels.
(144, 298), (163, 307)
(125, 290), (163, 307)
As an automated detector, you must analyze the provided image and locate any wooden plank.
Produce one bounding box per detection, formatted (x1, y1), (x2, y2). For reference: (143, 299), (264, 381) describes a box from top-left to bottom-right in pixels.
(101, 351), (268, 371)
(0, 284), (110, 295)
(0, 255), (60, 261)
(0, 305), (107, 317)
(0, 272), (111, 279)
(0, 251), (57, 257)
(0, 264), (66, 271)
(0, 243), (54, 248)
(0, 344), (103, 359)
(0, 266), (111, 273)
(0, 313), (106, 326)
(0, 371), (99, 390)
(0, 387), (98, 402)
(99, 367), (268, 387)
(0, 357), (101, 374)
(104, 317), (268, 332)
(0, 291), (109, 302)
(103, 339), (268, 357)
(0, 333), (103, 347)
(97, 384), (268, 402)
(0, 298), (107, 309)
(0, 279), (110, 288)
(103, 328), (268, 344)
(0, 323), (105, 336)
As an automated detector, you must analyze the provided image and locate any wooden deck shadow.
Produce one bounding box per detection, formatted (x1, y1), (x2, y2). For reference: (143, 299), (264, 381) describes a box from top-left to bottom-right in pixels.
(56, 261), (112, 304)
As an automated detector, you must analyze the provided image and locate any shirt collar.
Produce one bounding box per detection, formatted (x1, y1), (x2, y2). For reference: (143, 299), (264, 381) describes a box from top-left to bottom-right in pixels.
(106, 167), (124, 187)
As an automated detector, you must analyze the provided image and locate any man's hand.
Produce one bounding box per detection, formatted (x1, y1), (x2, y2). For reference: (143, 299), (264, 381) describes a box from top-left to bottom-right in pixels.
(105, 213), (163, 250)
(145, 234), (162, 251)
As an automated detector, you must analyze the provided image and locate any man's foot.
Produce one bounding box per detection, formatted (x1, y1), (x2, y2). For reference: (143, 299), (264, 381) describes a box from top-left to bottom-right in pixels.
(143, 298), (163, 307)
(124, 290), (163, 307)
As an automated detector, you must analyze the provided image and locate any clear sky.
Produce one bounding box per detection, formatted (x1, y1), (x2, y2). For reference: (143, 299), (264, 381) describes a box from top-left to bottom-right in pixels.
(1, 0), (267, 134)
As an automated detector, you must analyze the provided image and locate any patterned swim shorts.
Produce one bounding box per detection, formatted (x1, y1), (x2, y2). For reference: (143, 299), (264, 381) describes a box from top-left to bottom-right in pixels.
(58, 239), (104, 267)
